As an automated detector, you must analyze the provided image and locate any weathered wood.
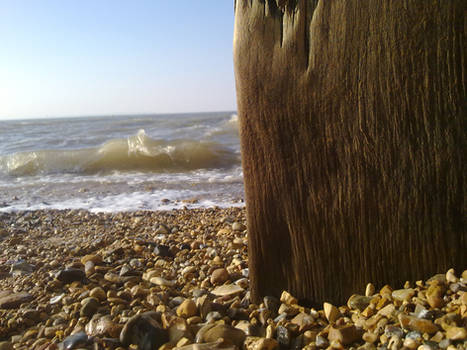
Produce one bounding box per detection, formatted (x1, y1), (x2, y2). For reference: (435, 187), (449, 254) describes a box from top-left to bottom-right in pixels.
(234, 0), (466, 305)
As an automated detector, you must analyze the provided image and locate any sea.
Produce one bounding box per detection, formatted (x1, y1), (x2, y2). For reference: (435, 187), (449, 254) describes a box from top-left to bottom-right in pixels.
(0, 112), (244, 213)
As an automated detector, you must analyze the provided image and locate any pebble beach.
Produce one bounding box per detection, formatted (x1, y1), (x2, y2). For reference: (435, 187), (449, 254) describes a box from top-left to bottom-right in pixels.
(0, 208), (466, 350)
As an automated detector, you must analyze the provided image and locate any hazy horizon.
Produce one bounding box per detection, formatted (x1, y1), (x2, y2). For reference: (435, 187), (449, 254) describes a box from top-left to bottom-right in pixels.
(0, 109), (237, 122)
(0, 1), (237, 120)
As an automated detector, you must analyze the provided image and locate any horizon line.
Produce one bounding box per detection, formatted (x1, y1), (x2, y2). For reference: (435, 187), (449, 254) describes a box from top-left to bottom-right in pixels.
(0, 109), (238, 122)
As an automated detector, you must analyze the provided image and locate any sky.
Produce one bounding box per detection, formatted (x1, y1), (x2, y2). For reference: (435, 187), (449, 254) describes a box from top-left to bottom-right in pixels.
(0, 1), (237, 120)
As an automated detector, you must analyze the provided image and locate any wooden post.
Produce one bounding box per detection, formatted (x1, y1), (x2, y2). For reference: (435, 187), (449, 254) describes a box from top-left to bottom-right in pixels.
(234, 0), (466, 305)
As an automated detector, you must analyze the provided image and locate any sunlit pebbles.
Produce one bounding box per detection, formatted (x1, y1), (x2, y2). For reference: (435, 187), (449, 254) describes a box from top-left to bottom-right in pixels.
(0, 209), (466, 350)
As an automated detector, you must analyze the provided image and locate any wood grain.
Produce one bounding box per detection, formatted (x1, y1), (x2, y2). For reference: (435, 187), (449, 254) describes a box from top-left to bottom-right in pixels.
(234, 0), (466, 305)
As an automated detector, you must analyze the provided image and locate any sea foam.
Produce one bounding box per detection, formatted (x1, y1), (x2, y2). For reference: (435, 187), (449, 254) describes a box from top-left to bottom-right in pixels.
(0, 129), (240, 176)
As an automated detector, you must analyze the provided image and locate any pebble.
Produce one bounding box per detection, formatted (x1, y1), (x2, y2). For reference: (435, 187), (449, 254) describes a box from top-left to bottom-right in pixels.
(0, 209), (465, 350)
(324, 302), (341, 323)
(328, 324), (362, 345)
(61, 332), (91, 350)
(176, 298), (198, 318)
(0, 291), (33, 309)
(275, 325), (291, 347)
(315, 335), (329, 348)
(244, 336), (279, 350)
(85, 314), (121, 337)
(80, 297), (99, 317)
(348, 294), (372, 311)
(150, 276), (176, 287)
(120, 313), (169, 350)
(232, 222), (246, 231)
(426, 283), (445, 308)
(0, 342), (13, 350)
(392, 288), (415, 302)
(211, 284), (244, 297)
(210, 268), (230, 285)
(445, 326), (467, 340)
(154, 244), (172, 257)
(201, 324), (246, 348)
(365, 283), (376, 297)
(280, 290), (298, 305)
(89, 287), (106, 301)
(55, 268), (85, 284)
(9, 261), (34, 276)
(398, 314), (439, 334)
(362, 332), (378, 343)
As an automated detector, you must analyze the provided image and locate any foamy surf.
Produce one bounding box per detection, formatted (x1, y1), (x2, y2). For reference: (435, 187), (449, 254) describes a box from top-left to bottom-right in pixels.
(0, 129), (240, 176)
(0, 112), (244, 212)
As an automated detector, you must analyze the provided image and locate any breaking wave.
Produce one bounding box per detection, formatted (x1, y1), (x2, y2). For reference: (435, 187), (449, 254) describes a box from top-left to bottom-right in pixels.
(0, 130), (240, 176)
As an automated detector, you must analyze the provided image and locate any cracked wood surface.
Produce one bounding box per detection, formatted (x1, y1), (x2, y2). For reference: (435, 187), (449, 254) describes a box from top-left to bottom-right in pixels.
(234, 0), (466, 305)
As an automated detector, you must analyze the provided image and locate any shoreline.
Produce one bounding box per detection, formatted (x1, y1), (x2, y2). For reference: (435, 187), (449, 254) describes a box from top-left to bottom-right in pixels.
(0, 208), (466, 349)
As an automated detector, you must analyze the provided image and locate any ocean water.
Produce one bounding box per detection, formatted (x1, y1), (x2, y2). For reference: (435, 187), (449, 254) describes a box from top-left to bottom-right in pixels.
(0, 112), (244, 212)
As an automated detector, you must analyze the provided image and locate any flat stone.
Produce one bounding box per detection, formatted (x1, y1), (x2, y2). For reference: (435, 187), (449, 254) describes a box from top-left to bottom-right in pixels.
(211, 284), (244, 297)
(201, 324), (246, 348)
(175, 340), (230, 350)
(120, 313), (169, 350)
(398, 314), (439, 334)
(55, 268), (85, 284)
(0, 292), (34, 309)
(328, 324), (363, 345)
(80, 254), (102, 265)
(168, 320), (193, 343)
(9, 261), (34, 276)
(150, 276), (176, 287)
(61, 332), (91, 350)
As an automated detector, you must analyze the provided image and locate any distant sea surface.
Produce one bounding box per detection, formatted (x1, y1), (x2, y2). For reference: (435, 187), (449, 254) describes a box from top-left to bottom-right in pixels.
(0, 112), (244, 212)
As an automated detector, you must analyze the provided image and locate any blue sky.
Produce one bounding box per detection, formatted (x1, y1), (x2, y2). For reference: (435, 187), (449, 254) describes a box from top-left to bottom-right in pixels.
(0, 1), (236, 119)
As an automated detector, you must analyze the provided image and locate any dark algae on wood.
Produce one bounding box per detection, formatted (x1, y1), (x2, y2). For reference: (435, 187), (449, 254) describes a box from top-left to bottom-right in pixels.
(234, 0), (466, 305)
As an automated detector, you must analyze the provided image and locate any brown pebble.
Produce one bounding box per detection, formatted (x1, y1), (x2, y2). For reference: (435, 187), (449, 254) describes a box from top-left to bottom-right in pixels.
(323, 302), (340, 323)
(398, 314), (439, 334)
(176, 298), (198, 318)
(328, 324), (362, 345)
(210, 268), (229, 285)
